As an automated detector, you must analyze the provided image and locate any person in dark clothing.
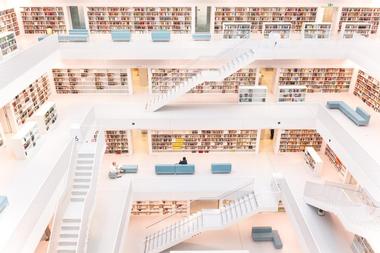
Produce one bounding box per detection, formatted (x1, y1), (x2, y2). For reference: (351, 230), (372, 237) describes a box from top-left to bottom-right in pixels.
(270, 129), (275, 139)
(179, 157), (188, 165)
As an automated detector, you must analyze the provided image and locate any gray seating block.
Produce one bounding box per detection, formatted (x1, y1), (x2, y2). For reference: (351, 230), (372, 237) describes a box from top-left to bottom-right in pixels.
(252, 226), (273, 233)
(252, 232), (274, 241)
(272, 230), (283, 249)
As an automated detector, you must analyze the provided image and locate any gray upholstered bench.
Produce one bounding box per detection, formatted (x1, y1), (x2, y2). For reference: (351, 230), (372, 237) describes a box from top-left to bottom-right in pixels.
(252, 226), (283, 249)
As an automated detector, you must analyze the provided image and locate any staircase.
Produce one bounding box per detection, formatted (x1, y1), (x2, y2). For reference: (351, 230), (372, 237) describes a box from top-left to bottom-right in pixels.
(145, 48), (256, 112)
(304, 181), (380, 252)
(143, 189), (279, 253)
(48, 132), (105, 253)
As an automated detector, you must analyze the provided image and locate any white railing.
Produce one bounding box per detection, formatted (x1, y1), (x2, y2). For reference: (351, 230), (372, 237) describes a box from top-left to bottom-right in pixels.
(76, 130), (105, 252)
(47, 139), (77, 253)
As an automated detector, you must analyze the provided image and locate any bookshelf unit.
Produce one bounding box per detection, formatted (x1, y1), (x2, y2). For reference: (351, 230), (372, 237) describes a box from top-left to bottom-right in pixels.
(9, 121), (41, 159)
(325, 144), (347, 179)
(277, 85), (306, 102)
(0, 32), (17, 58)
(262, 22), (291, 39)
(278, 129), (323, 152)
(151, 68), (257, 94)
(0, 124), (4, 147)
(278, 68), (353, 93)
(223, 22), (251, 39)
(304, 146), (323, 175)
(52, 68), (130, 94)
(32, 101), (57, 133)
(0, 8), (20, 35)
(353, 70), (380, 112)
(302, 22), (332, 39)
(339, 8), (380, 34)
(87, 7), (192, 33)
(105, 130), (131, 154)
(352, 235), (375, 253)
(214, 7), (317, 34)
(11, 74), (51, 126)
(150, 130), (258, 153)
(131, 200), (190, 216)
(341, 22), (372, 39)
(20, 7), (66, 34)
(238, 86), (267, 103)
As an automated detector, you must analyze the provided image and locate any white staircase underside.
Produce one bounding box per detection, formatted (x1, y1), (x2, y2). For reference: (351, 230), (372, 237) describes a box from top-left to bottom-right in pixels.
(304, 181), (380, 252)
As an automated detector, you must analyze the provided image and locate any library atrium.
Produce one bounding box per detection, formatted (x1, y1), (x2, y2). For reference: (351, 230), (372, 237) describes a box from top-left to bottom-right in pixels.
(1, 0), (380, 253)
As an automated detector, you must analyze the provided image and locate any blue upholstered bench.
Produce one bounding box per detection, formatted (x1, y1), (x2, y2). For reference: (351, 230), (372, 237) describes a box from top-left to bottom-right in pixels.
(155, 164), (195, 175)
(38, 35), (48, 41)
(111, 30), (131, 42)
(58, 34), (89, 42)
(151, 30), (171, 42)
(69, 29), (89, 36)
(211, 163), (232, 174)
(120, 164), (138, 173)
(192, 33), (211, 41)
(326, 101), (370, 126)
(252, 226), (283, 249)
(0, 196), (9, 213)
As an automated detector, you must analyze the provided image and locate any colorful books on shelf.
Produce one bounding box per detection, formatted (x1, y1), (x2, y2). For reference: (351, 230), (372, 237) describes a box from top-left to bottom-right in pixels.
(11, 74), (51, 125)
(131, 200), (190, 216)
(278, 129), (322, 152)
(0, 8), (20, 35)
(262, 22), (291, 39)
(353, 70), (380, 112)
(150, 129), (258, 153)
(302, 22), (332, 39)
(9, 121), (41, 159)
(238, 86), (267, 103)
(52, 68), (130, 94)
(223, 22), (251, 39)
(277, 85), (306, 102)
(278, 68), (353, 93)
(105, 130), (131, 154)
(20, 7), (66, 34)
(341, 22), (372, 39)
(339, 7), (380, 34)
(325, 144), (347, 179)
(0, 32), (17, 58)
(32, 101), (58, 133)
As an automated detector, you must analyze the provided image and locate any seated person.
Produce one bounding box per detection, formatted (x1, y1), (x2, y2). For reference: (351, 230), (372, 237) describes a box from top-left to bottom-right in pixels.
(178, 157), (188, 165)
(109, 162), (122, 179)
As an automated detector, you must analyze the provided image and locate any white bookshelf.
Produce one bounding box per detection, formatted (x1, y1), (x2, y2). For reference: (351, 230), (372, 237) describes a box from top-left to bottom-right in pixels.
(87, 7), (192, 33)
(325, 144), (347, 180)
(262, 22), (291, 39)
(278, 68), (353, 93)
(341, 22), (372, 39)
(131, 200), (190, 216)
(52, 68), (131, 94)
(304, 146), (323, 175)
(353, 70), (380, 112)
(339, 8), (380, 35)
(223, 22), (251, 39)
(11, 74), (51, 125)
(214, 7), (318, 34)
(32, 101), (57, 133)
(0, 32), (17, 58)
(150, 130), (258, 153)
(0, 8), (20, 35)
(302, 22), (332, 39)
(238, 86), (267, 103)
(151, 68), (256, 94)
(9, 121), (41, 159)
(105, 130), (131, 154)
(277, 85), (306, 102)
(20, 7), (66, 34)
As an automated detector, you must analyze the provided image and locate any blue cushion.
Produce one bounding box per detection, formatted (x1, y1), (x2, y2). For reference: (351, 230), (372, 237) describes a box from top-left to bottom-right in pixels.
(175, 164), (195, 174)
(111, 30), (131, 41)
(155, 164), (176, 174)
(58, 34), (88, 42)
(272, 231), (283, 249)
(0, 196), (9, 213)
(326, 101), (370, 126)
(211, 163), (232, 174)
(120, 164), (138, 173)
(192, 33), (211, 41)
(38, 35), (48, 41)
(69, 29), (89, 35)
(151, 30), (171, 42)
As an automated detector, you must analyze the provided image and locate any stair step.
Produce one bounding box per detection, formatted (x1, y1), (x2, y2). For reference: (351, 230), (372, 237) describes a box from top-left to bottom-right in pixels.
(57, 244), (76, 253)
(61, 225), (80, 231)
(76, 165), (92, 170)
(71, 197), (85, 202)
(71, 191), (87, 196)
(77, 160), (93, 164)
(73, 177), (91, 182)
(62, 218), (81, 223)
(60, 233), (79, 238)
(77, 153), (95, 158)
(58, 238), (78, 246)
(72, 184), (90, 189)
(75, 171), (92, 176)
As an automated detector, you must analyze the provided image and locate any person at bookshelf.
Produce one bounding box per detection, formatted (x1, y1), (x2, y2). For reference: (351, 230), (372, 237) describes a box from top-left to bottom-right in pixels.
(109, 162), (122, 179)
(178, 157), (188, 165)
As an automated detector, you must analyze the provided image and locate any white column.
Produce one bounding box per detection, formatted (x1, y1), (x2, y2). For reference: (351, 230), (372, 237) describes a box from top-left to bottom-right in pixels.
(147, 67), (153, 94)
(273, 129), (282, 154)
(127, 68), (133, 95)
(128, 130), (133, 155)
(255, 129), (261, 154)
(210, 6), (216, 37)
(316, 7), (325, 23)
(349, 68), (359, 94)
(147, 130), (153, 154)
(332, 7), (342, 38)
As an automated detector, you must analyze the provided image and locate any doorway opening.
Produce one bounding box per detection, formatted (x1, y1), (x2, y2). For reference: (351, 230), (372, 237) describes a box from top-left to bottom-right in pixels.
(322, 7), (337, 23)
(0, 105), (17, 134)
(131, 129), (149, 155)
(68, 6), (86, 29)
(259, 68), (276, 94)
(259, 129), (275, 153)
(195, 6), (211, 33)
(131, 68), (149, 94)
(190, 200), (219, 214)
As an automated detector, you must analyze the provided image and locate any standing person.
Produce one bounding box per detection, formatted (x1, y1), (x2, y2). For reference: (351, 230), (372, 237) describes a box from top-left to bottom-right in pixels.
(179, 157), (188, 165)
